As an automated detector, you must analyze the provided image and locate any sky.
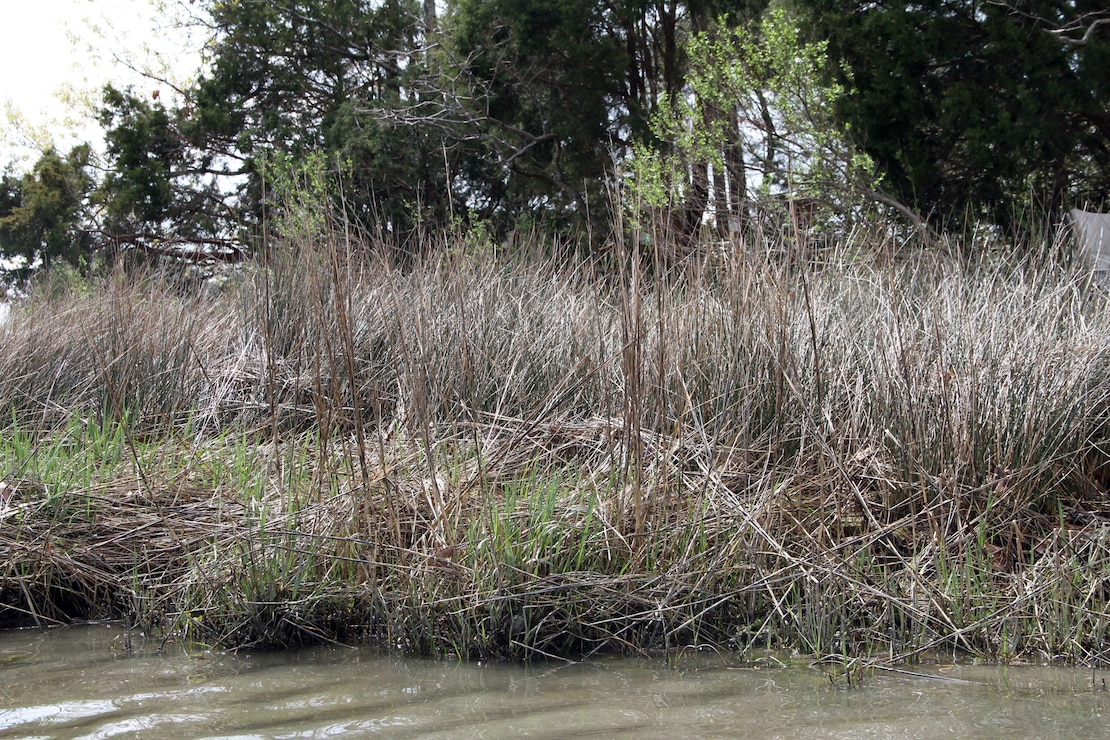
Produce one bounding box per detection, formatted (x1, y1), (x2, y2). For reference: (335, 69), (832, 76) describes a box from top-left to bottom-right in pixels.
(0, 0), (204, 170)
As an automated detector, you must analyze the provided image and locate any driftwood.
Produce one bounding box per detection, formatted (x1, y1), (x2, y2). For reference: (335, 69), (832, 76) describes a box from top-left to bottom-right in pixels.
(103, 231), (248, 264)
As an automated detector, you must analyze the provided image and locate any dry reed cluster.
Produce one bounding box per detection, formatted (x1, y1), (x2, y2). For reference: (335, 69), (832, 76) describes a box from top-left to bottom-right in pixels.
(1, 216), (1109, 666)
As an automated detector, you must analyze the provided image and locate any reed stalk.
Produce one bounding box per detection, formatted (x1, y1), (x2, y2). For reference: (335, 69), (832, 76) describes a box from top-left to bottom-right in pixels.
(2, 212), (1109, 665)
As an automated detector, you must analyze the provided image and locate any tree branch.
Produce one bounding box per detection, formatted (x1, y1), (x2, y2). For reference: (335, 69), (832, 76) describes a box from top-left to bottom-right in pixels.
(1047, 17), (1110, 46)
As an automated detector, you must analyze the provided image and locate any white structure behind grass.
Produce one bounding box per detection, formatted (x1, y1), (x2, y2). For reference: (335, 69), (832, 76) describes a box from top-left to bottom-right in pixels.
(1071, 208), (1110, 286)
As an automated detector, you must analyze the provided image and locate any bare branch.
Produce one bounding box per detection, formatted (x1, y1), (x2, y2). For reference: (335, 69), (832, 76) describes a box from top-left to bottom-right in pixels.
(986, 2), (1110, 46)
(1048, 17), (1110, 46)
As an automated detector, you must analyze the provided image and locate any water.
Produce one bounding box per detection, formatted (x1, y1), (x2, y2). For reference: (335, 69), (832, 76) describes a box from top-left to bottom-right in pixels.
(1, 625), (1106, 739)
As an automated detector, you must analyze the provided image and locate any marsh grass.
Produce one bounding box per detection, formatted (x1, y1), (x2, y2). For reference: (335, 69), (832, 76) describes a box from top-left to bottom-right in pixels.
(2, 211), (1110, 665)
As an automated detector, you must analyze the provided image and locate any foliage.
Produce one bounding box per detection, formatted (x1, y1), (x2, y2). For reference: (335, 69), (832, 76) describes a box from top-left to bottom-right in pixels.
(4, 0), (1108, 268)
(794, 0), (1110, 229)
(259, 151), (334, 244)
(629, 8), (877, 230)
(0, 146), (95, 278)
(98, 86), (234, 250)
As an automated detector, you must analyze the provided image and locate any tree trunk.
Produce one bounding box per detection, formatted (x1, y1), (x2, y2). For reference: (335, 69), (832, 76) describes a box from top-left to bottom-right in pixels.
(423, 0), (436, 37)
(725, 110), (747, 235)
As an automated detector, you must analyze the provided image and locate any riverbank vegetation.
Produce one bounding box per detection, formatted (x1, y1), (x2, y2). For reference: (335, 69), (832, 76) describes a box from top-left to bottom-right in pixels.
(2, 1), (1109, 666)
(3, 208), (1110, 666)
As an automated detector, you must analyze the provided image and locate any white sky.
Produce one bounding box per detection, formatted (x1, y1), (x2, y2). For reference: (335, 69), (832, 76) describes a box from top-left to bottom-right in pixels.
(0, 0), (205, 170)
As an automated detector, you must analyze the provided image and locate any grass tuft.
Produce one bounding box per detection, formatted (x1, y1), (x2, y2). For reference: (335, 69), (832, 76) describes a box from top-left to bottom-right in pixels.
(3, 217), (1110, 665)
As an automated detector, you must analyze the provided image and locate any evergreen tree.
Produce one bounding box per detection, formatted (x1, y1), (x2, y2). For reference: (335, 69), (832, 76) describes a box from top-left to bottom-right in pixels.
(98, 0), (443, 251)
(793, 1), (1110, 228)
(0, 147), (95, 277)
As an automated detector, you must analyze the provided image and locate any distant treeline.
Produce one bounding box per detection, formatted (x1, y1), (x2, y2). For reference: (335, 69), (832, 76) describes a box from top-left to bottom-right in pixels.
(2, 1), (1108, 274)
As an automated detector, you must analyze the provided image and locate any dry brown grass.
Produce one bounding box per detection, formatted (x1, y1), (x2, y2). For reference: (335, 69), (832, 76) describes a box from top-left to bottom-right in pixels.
(2, 218), (1109, 664)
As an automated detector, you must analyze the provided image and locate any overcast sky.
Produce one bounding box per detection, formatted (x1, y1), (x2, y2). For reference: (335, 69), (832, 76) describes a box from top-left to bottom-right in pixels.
(0, 0), (204, 169)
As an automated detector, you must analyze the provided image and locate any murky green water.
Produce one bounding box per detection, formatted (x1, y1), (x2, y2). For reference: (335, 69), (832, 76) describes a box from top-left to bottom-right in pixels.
(0, 625), (1106, 739)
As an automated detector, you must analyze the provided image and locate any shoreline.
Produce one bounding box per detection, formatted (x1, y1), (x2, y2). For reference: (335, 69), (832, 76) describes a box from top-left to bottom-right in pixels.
(2, 414), (1107, 665)
(2, 238), (1109, 665)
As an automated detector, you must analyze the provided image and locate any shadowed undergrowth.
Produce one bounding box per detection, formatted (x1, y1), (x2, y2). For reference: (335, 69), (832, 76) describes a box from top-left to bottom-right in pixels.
(2, 222), (1109, 666)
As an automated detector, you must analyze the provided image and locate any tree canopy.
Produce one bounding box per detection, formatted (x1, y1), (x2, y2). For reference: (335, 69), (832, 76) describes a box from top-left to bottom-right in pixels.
(793, 0), (1110, 229)
(0, 146), (94, 277)
(1, 0), (1108, 275)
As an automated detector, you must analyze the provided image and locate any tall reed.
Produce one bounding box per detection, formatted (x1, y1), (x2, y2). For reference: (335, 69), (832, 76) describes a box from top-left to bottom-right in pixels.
(1, 210), (1109, 664)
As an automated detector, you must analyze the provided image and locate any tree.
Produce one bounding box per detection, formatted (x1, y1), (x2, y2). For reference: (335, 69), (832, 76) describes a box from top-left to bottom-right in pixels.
(440, 0), (629, 232)
(793, 0), (1110, 229)
(95, 0), (444, 253)
(186, 0), (444, 243)
(98, 86), (240, 256)
(628, 7), (900, 247)
(0, 146), (95, 278)
(95, 0), (782, 250)
(393, 0), (766, 238)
